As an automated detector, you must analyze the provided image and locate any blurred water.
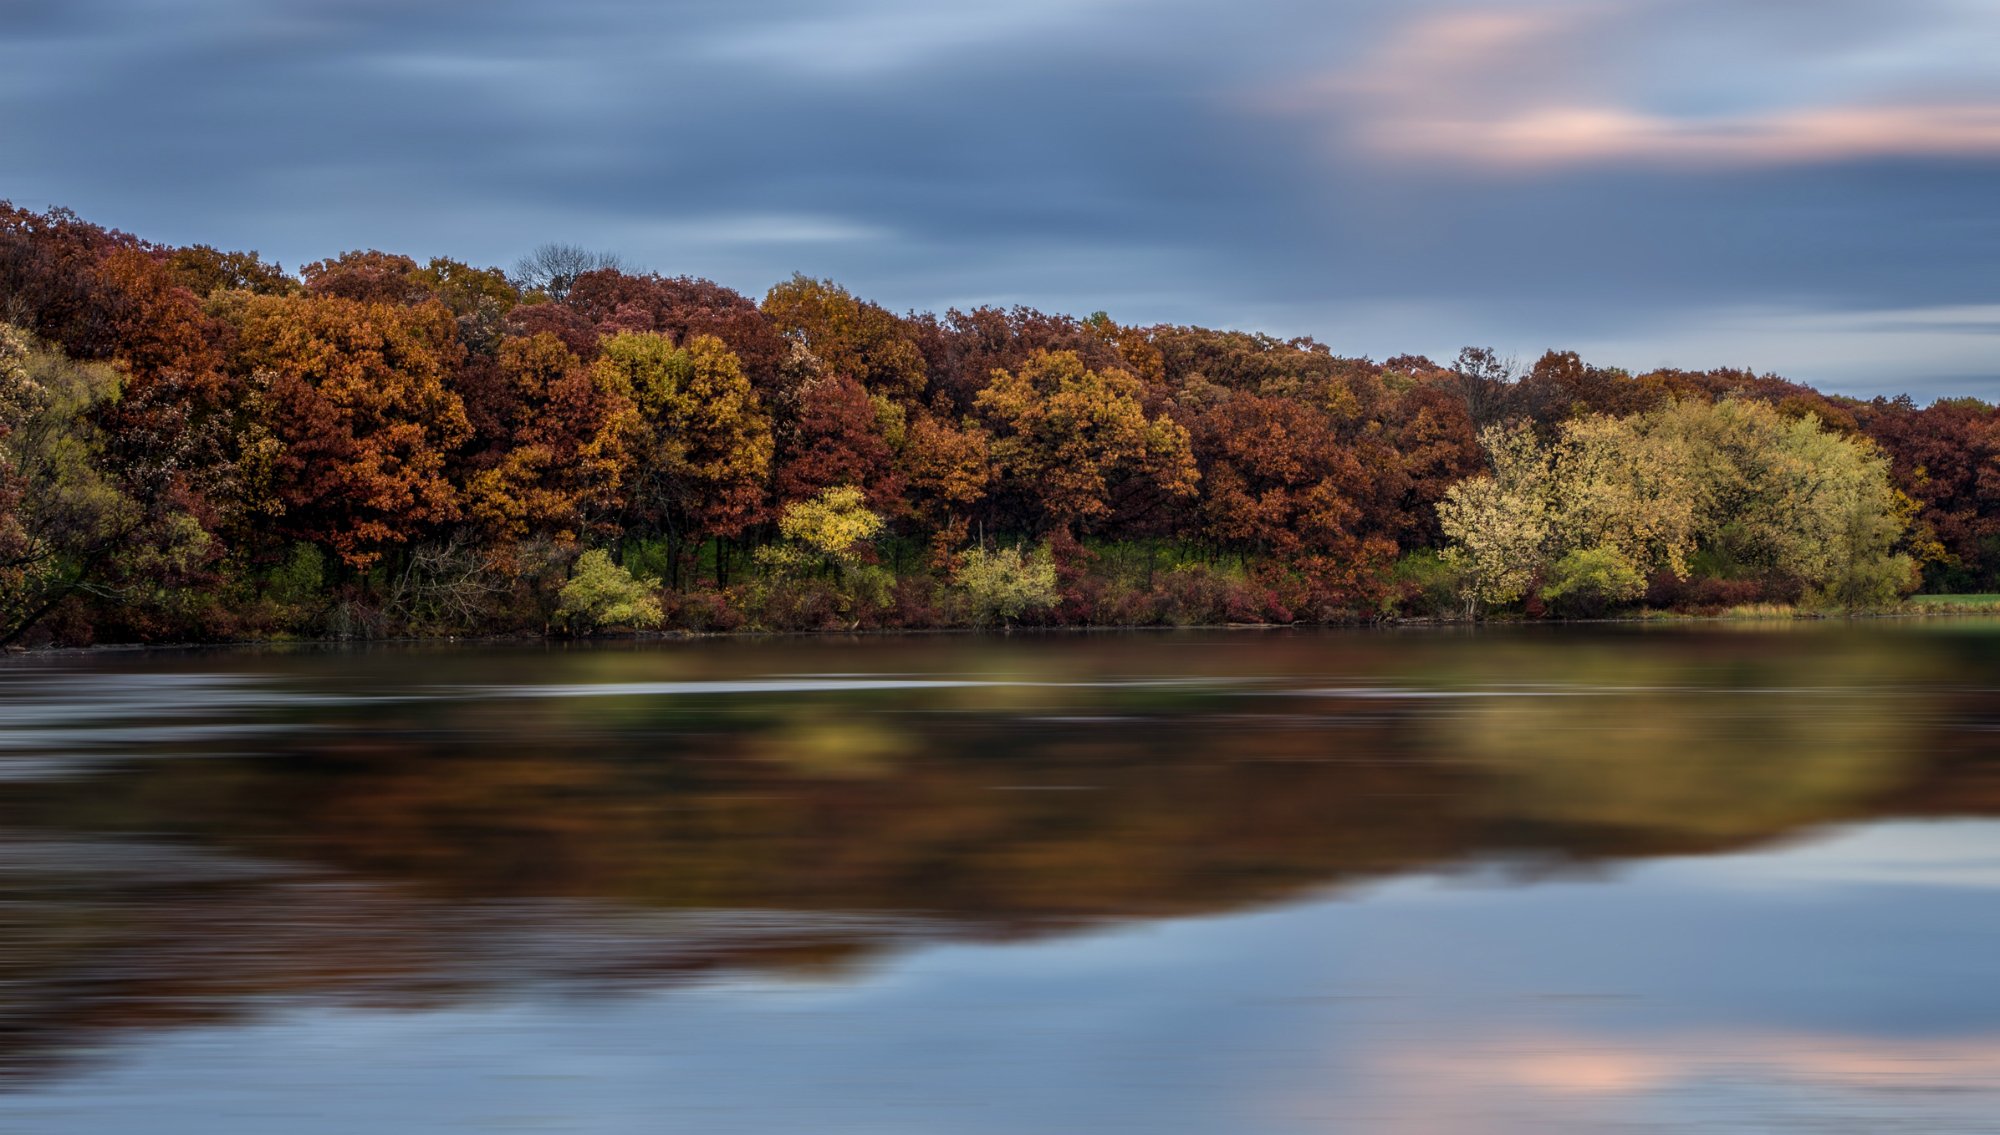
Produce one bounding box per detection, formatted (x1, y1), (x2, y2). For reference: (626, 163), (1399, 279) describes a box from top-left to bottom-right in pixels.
(1, 625), (1998, 1132)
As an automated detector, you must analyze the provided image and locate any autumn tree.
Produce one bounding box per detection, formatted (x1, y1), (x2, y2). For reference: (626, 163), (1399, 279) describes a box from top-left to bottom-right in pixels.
(897, 411), (990, 563)
(911, 306), (1133, 413)
(0, 327), (208, 644)
(1188, 391), (1398, 605)
(165, 245), (297, 298)
(1438, 424), (1551, 617)
(762, 275), (927, 403)
(592, 332), (772, 583)
(1380, 381), (1484, 547)
(953, 544), (1059, 627)
(565, 271), (790, 402)
(1442, 401), (1918, 616)
(301, 251), (432, 305)
(556, 548), (662, 633)
(228, 294), (471, 568)
(1640, 398), (1915, 605)
(974, 349), (1197, 536)
(460, 332), (629, 542)
(1855, 396), (2000, 590)
(773, 373), (901, 510)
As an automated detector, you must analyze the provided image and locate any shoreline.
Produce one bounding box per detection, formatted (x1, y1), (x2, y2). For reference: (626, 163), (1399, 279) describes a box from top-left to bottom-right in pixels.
(8, 602), (1998, 659)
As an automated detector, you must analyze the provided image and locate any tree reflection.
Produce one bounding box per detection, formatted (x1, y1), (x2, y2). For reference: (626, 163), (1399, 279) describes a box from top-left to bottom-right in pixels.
(1, 628), (1997, 1082)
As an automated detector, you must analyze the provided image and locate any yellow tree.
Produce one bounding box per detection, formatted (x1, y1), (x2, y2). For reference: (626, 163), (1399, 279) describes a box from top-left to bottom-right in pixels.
(1547, 413), (1699, 580)
(592, 332), (772, 583)
(1437, 424), (1550, 617)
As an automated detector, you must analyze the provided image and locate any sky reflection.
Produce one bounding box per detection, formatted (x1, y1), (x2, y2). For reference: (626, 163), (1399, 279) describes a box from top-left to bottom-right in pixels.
(6, 821), (1998, 1134)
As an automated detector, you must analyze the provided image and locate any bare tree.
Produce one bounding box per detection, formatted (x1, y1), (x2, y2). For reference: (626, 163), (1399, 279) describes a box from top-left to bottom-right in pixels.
(512, 243), (622, 302)
(1450, 346), (1519, 429)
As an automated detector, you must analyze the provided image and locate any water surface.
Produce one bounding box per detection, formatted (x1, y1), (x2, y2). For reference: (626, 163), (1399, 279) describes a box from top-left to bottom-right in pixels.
(3, 625), (1999, 1132)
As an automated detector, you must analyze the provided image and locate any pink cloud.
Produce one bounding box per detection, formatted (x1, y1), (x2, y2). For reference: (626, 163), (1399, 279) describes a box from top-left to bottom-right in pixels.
(1367, 102), (2000, 167)
(1269, 3), (2000, 169)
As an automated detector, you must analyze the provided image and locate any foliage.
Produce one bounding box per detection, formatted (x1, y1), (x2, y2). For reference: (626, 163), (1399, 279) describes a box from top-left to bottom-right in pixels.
(754, 486), (891, 619)
(228, 292), (471, 568)
(975, 349), (1197, 534)
(762, 274), (927, 402)
(1540, 545), (1646, 617)
(1440, 401), (1916, 617)
(953, 544), (1059, 626)
(0, 326), (208, 644)
(594, 331), (773, 554)
(776, 485), (884, 564)
(0, 201), (1968, 643)
(555, 548), (662, 633)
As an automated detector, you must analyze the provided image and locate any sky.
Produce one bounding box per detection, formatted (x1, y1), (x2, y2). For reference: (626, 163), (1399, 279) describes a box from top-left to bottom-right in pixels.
(2, 0), (1997, 399)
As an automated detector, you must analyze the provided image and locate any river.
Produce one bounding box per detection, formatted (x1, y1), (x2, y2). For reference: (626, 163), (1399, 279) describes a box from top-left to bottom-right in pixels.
(2, 625), (1998, 1132)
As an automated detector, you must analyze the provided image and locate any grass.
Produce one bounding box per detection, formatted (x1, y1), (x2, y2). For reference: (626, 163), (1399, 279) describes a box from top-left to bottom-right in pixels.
(1906, 593), (2000, 615)
(1722, 603), (1801, 619)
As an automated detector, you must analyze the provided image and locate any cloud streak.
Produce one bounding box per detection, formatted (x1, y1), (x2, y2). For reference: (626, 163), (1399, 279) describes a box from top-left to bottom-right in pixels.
(1372, 102), (2000, 169)
(1281, 2), (2000, 169)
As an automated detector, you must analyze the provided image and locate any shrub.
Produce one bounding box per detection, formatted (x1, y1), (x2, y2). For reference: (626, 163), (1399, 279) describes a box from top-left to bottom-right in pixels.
(1540, 545), (1645, 617)
(953, 544), (1059, 627)
(1389, 550), (1462, 619)
(556, 549), (663, 633)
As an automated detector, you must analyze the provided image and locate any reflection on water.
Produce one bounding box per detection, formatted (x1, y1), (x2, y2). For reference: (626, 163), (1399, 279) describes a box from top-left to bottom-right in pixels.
(2, 625), (2000, 1131)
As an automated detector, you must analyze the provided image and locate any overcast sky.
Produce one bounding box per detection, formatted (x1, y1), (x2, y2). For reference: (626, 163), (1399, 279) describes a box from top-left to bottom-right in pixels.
(3, 0), (1996, 398)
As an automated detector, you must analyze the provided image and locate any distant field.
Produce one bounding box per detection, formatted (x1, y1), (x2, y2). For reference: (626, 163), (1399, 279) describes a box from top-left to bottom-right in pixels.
(1910, 594), (2000, 607)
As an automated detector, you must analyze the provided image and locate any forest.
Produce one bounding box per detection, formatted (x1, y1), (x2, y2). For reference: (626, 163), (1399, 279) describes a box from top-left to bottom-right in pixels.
(0, 201), (1992, 645)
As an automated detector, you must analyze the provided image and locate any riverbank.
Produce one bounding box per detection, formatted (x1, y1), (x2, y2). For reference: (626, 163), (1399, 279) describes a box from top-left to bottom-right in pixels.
(10, 598), (2000, 657)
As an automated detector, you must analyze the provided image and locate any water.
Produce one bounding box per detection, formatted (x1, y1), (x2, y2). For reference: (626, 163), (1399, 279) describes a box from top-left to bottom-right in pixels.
(2, 625), (1998, 1133)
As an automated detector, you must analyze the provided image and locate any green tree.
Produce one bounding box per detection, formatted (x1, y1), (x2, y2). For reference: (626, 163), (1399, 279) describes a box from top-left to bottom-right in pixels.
(1640, 398), (1915, 604)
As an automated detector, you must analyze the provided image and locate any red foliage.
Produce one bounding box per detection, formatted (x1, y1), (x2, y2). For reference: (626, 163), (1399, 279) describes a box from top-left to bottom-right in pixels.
(773, 374), (902, 509)
(565, 270), (789, 400)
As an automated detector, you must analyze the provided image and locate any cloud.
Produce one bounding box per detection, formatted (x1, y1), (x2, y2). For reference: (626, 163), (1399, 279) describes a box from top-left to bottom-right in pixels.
(1, 0), (1997, 397)
(1373, 102), (2000, 168)
(1275, 2), (2000, 169)
(692, 0), (1142, 77)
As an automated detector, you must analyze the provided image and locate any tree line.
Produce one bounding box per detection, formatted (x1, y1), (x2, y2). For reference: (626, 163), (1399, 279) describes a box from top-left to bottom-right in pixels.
(0, 202), (1987, 643)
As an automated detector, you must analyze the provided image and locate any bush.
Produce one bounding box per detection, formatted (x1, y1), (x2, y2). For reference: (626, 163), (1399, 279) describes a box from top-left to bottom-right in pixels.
(1540, 545), (1645, 617)
(753, 486), (891, 625)
(1645, 571), (1786, 613)
(555, 549), (663, 633)
(1389, 551), (1463, 619)
(954, 544), (1059, 627)
(661, 587), (744, 633)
